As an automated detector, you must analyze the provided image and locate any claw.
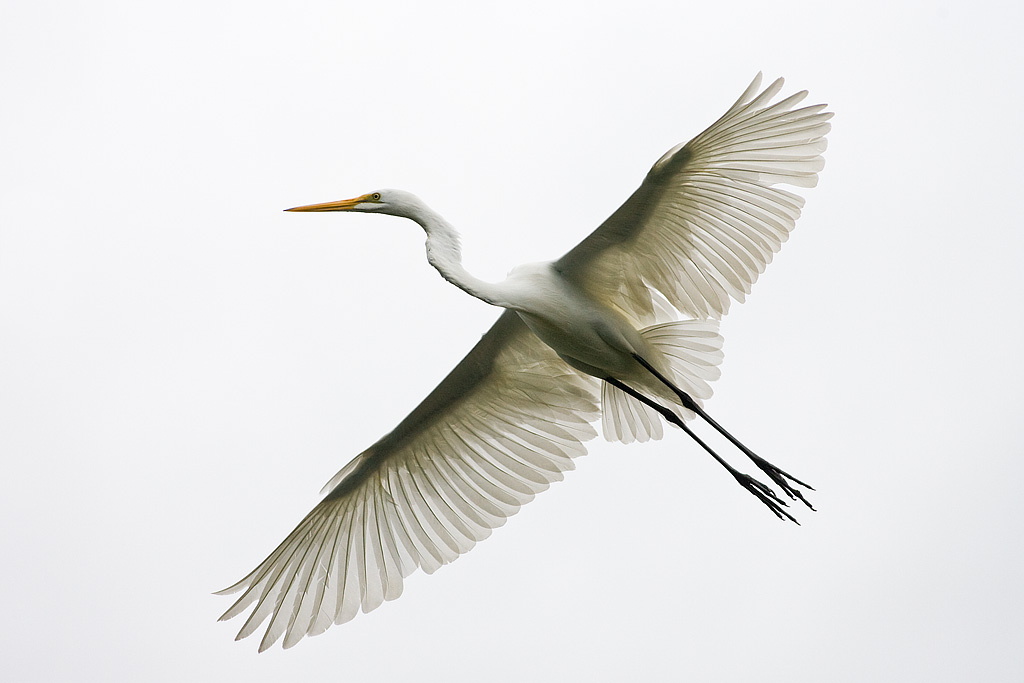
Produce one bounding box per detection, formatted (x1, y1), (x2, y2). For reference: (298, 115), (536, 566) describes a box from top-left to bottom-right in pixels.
(749, 454), (815, 511)
(735, 472), (799, 524)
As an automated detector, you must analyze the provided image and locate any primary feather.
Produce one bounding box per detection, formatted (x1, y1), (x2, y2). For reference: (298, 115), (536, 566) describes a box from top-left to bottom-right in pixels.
(217, 312), (601, 651)
(557, 72), (832, 324)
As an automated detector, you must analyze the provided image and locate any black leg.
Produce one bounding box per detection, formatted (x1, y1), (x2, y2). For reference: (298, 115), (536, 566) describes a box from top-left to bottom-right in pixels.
(631, 354), (815, 511)
(605, 377), (798, 524)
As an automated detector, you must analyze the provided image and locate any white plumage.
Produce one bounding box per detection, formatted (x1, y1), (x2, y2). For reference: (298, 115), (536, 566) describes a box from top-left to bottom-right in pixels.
(218, 73), (831, 651)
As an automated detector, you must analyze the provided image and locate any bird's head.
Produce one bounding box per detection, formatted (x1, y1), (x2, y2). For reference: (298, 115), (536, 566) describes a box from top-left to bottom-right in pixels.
(285, 189), (423, 219)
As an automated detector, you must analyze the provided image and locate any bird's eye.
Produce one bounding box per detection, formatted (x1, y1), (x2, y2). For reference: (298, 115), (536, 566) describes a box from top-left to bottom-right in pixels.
(371, 193), (381, 201)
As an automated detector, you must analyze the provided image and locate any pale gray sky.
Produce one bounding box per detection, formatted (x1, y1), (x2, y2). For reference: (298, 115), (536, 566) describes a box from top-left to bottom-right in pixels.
(2, 0), (1023, 680)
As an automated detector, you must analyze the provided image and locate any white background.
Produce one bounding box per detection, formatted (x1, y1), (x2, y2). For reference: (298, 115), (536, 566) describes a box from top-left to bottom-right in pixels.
(2, 0), (1022, 680)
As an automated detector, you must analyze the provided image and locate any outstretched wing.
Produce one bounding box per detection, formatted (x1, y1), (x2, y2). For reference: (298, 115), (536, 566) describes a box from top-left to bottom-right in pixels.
(217, 310), (600, 651)
(556, 73), (832, 324)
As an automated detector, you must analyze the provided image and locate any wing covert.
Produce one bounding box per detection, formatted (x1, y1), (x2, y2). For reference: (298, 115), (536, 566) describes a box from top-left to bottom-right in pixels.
(217, 310), (600, 651)
(556, 73), (832, 324)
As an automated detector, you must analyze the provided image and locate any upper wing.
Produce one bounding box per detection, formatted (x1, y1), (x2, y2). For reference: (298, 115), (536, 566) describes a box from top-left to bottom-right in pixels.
(555, 73), (832, 324)
(217, 310), (600, 651)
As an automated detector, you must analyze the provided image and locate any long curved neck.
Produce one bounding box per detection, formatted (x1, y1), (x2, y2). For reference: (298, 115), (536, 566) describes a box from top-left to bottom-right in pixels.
(404, 201), (512, 307)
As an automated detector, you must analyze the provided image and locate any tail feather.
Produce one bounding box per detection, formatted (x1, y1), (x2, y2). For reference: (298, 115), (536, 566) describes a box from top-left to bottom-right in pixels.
(602, 381), (664, 444)
(601, 320), (724, 444)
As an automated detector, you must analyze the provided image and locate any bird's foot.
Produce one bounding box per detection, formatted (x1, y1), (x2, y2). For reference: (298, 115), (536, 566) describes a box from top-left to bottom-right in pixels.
(748, 454), (815, 511)
(732, 471), (799, 524)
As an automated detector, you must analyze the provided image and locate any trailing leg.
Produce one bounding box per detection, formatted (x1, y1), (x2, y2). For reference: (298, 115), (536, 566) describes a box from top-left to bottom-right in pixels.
(604, 377), (798, 524)
(632, 353), (815, 510)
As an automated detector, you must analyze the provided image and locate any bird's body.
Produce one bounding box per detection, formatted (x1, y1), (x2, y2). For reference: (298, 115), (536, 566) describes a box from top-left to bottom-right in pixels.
(219, 74), (832, 651)
(436, 246), (662, 389)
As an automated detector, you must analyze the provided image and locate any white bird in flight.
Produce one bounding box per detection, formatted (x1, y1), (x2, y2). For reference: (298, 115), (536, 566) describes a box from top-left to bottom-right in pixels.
(218, 73), (832, 651)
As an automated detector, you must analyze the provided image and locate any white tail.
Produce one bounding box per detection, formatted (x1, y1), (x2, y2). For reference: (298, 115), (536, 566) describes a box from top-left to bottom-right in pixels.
(601, 320), (724, 444)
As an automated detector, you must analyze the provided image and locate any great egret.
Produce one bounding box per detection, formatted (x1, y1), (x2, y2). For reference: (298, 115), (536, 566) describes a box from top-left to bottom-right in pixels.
(218, 73), (831, 651)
